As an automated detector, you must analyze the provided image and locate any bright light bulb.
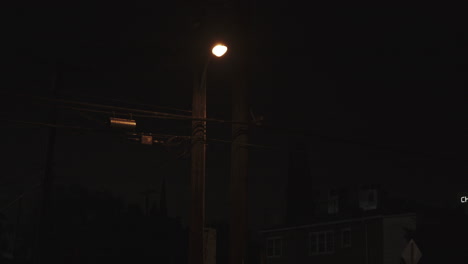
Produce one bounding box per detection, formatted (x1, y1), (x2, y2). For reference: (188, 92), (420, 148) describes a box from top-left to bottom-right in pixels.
(212, 44), (227, 57)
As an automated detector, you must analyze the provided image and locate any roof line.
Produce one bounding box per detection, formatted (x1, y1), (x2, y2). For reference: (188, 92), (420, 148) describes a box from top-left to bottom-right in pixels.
(259, 213), (417, 233)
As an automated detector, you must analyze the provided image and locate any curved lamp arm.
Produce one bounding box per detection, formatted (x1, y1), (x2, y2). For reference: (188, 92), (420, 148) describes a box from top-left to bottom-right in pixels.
(200, 55), (212, 92)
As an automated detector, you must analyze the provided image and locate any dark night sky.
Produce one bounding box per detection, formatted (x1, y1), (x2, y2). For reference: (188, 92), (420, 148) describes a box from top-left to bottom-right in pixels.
(2, 3), (466, 229)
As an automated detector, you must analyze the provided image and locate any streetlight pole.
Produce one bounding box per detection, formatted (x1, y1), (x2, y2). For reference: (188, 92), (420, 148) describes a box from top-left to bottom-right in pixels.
(189, 44), (227, 264)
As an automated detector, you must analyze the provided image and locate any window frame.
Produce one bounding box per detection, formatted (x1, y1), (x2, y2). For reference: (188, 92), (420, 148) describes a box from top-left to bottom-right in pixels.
(328, 199), (337, 213)
(309, 230), (335, 255)
(328, 189), (339, 214)
(266, 236), (283, 258)
(341, 228), (352, 248)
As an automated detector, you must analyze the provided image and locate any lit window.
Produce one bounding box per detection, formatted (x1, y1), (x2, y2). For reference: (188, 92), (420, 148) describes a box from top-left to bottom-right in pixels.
(266, 237), (282, 258)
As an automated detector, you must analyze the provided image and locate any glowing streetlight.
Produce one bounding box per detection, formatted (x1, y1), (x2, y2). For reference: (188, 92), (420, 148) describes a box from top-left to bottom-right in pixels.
(212, 44), (228, 57)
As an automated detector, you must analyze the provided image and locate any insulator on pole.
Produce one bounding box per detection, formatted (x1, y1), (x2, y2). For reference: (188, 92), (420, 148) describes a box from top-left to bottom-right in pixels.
(109, 117), (136, 130)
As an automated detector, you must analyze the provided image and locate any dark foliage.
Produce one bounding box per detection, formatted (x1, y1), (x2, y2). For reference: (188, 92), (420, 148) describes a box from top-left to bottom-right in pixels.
(35, 184), (187, 264)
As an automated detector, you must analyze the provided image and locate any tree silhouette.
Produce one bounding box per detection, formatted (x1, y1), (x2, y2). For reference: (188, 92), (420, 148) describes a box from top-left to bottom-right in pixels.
(34, 184), (187, 264)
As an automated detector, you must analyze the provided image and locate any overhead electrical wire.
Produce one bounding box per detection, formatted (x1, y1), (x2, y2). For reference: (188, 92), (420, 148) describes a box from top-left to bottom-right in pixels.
(255, 124), (462, 161)
(0, 182), (42, 213)
(0, 113), (460, 161)
(0, 118), (97, 131)
(0, 117), (280, 151)
(1, 92), (460, 160)
(58, 91), (193, 113)
(206, 138), (282, 150)
(2, 89), (192, 114)
(2, 92), (254, 125)
(0, 117), (182, 138)
(58, 105), (189, 121)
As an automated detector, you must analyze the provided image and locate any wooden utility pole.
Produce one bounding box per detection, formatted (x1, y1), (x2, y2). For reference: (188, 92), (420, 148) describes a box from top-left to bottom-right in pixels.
(140, 189), (157, 216)
(189, 60), (207, 264)
(228, 1), (252, 263)
(33, 61), (61, 264)
(229, 32), (249, 264)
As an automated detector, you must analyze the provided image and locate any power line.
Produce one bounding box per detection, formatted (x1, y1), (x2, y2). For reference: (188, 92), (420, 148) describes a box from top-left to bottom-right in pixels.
(0, 117), (282, 152)
(58, 105), (189, 121)
(1, 90), (191, 114)
(0, 183), (42, 214)
(207, 138), (282, 150)
(257, 124), (463, 161)
(0, 118), (97, 131)
(24, 94), (192, 118)
(2, 102), (460, 161)
(4, 92), (254, 125)
(1, 116), (461, 160)
(0, 117), (185, 139)
(58, 91), (193, 113)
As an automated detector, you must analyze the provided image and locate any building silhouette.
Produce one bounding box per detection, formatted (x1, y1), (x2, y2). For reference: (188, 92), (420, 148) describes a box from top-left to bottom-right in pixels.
(259, 142), (468, 264)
